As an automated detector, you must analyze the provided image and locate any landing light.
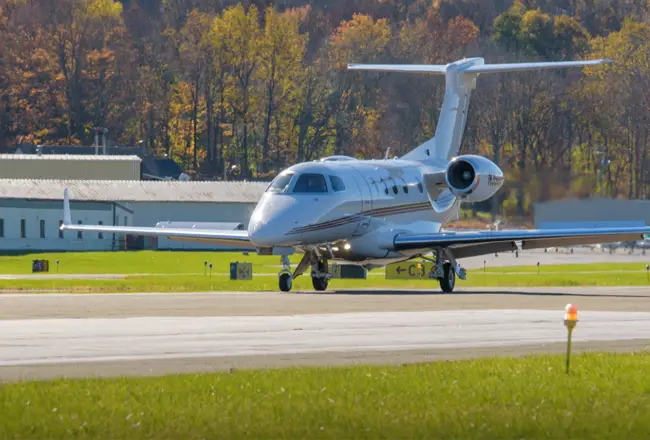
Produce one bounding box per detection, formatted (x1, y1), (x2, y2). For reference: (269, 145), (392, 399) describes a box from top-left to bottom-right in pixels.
(344, 243), (351, 250)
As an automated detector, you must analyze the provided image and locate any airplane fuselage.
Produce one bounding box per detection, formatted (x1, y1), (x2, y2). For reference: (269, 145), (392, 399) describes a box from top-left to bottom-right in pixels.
(247, 156), (462, 266)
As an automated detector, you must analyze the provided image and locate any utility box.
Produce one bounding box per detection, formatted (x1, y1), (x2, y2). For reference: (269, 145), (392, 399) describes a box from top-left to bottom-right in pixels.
(229, 262), (253, 280)
(331, 263), (366, 279)
(31, 259), (49, 273)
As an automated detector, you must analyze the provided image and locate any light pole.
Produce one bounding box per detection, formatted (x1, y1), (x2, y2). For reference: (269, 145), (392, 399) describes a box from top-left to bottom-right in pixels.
(595, 146), (611, 197)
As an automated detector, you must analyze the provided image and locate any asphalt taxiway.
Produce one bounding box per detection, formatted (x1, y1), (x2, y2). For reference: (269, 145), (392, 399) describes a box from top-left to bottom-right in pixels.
(1, 286), (650, 382)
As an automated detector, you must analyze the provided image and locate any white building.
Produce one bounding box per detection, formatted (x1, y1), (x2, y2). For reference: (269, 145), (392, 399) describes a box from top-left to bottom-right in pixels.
(533, 198), (650, 229)
(0, 179), (267, 252)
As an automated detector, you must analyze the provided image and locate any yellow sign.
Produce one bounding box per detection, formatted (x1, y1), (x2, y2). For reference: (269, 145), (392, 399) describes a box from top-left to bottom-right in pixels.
(385, 261), (434, 279)
(331, 263), (341, 279)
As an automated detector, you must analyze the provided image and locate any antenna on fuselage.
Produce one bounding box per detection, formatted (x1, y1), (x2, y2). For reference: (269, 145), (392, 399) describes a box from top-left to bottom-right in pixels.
(348, 58), (612, 162)
(384, 147), (390, 160)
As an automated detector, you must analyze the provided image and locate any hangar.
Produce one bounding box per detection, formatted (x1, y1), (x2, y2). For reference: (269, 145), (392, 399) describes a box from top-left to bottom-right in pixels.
(0, 179), (267, 252)
(533, 198), (650, 229)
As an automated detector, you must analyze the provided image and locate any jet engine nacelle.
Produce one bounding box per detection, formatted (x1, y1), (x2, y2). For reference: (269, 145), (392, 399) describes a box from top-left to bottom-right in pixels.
(445, 154), (504, 202)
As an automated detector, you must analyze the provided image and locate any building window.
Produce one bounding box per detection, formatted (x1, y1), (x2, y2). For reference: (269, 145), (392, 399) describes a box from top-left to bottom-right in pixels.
(124, 216), (128, 226)
(59, 220), (63, 238)
(98, 221), (103, 239)
(40, 219), (45, 238)
(0, 218), (4, 238)
(20, 219), (26, 238)
(77, 220), (82, 239)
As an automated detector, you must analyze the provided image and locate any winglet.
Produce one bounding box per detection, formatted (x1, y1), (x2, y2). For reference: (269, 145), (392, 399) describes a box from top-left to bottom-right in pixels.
(63, 188), (71, 227)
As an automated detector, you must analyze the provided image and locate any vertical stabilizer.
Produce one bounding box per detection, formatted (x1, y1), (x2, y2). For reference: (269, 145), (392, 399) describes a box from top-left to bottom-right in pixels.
(402, 58), (483, 162)
(347, 57), (611, 162)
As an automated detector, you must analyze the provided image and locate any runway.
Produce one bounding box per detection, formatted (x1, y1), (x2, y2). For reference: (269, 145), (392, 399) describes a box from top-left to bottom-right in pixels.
(1, 286), (650, 382)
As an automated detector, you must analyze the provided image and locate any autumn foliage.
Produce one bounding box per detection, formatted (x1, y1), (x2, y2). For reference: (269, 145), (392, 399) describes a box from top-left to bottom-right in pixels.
(1, 0), (649, 215)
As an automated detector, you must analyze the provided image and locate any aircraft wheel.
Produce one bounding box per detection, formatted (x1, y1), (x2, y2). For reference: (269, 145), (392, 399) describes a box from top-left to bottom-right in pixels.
(439, 262), (455, 293)
(312, 260), (329, 291)
(279, 273), (292, 292)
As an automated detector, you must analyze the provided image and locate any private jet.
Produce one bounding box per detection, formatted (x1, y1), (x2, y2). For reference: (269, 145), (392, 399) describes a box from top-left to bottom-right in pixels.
(61, 57), (650, 293)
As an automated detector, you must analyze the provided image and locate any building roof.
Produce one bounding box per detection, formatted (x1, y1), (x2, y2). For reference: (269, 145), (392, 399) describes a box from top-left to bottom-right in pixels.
(0, 179), (267, 203)
(14, 144), (146, 156)
(0, 154), (141, 161)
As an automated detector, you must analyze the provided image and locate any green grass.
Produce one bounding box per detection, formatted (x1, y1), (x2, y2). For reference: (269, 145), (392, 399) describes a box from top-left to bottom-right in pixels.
(1, 352), (649, 439)
(0, 251), (303, 275)
(1, 269), (650, 293)
(0, 251), (649, 292)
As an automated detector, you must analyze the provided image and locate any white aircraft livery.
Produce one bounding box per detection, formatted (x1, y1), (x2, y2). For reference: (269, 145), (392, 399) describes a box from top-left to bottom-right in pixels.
(61, 57), (650, 293)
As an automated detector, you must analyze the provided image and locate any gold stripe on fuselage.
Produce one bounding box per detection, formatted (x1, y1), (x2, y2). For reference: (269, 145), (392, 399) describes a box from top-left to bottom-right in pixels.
(287, 201), (431, 235)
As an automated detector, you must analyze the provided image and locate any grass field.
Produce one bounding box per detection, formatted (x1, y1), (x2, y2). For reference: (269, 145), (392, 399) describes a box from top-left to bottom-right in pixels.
(1, 352), (649, 439)
(0, 251), (649, 292)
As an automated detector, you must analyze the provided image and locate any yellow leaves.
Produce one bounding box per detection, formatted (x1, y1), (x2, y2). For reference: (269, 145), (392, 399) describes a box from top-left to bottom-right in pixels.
(86, 0), (122, 21)
(447, 16), (480, 48)
(329, 14), (391, 70)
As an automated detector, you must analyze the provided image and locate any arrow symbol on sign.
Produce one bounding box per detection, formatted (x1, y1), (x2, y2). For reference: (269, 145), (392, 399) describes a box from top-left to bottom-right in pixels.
(396, 266), (404, 274)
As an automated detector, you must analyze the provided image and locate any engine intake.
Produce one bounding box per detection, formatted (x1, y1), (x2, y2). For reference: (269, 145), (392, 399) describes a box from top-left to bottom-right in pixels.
(446, 159), (476, 190)
(445, 155), (504, 202)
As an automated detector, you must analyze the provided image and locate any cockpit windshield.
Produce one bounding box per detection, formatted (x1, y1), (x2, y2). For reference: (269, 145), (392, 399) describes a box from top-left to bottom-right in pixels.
(266, 173), (294, 193)
(293, 173), (328, 193)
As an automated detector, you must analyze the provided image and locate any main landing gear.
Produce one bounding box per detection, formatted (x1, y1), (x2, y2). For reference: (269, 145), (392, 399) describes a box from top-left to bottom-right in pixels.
(311, 259), (329, 291)
(278, 253), (331, 293)
(428, 248), (465, 293)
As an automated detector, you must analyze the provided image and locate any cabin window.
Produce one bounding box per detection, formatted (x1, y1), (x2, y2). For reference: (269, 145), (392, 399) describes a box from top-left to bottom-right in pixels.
(329, 175), (346, 192)
(266, 173), (294, 194)
(293, 173), (328, 193)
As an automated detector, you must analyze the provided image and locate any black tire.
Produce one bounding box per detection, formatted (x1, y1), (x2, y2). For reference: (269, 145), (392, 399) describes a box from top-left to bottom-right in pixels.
(439, 262), (456, 293)
(279, 273), (292, 292)
(312, 260), (329, 291)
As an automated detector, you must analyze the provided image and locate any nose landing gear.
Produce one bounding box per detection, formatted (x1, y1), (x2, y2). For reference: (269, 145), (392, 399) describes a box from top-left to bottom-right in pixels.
(279, 255), (293, 292)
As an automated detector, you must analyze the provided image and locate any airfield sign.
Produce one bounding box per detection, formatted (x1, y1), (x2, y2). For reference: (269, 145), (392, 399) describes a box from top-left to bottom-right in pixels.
(229, 262), (253, 280)
(385, 261), (434, 279)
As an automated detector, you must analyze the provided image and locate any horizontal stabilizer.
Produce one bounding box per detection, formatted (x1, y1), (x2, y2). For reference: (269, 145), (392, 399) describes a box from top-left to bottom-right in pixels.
(347, 64), (447, 74)
(348, 57), (611, 162)
(347, 59), (612, 75)
(463, 59), (612, 73)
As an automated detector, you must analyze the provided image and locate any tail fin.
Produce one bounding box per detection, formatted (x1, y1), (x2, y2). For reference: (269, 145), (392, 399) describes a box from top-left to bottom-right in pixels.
(347, 57), (611, 162)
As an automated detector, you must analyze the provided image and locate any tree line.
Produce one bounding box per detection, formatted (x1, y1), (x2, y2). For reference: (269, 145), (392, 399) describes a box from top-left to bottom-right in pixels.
(1, 0), (650, 216)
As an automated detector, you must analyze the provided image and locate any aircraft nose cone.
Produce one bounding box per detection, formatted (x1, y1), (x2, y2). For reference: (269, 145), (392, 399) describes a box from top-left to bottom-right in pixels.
(248, 195), (299, 246)
(248, 219), (277, 246)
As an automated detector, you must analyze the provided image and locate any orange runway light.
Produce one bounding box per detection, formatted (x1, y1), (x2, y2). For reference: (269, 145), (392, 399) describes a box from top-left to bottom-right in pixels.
(564, 303), (578, 326)
(563, 303), (578, 374)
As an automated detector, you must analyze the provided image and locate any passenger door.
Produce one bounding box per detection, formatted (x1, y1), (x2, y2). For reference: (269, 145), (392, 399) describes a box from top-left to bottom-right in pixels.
(342, 164), (373, 237)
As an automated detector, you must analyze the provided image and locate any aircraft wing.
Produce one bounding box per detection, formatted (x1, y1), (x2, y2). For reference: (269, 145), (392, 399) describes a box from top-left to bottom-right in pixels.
(393, 226), (650, 259)
(59, 189), (255, 249)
